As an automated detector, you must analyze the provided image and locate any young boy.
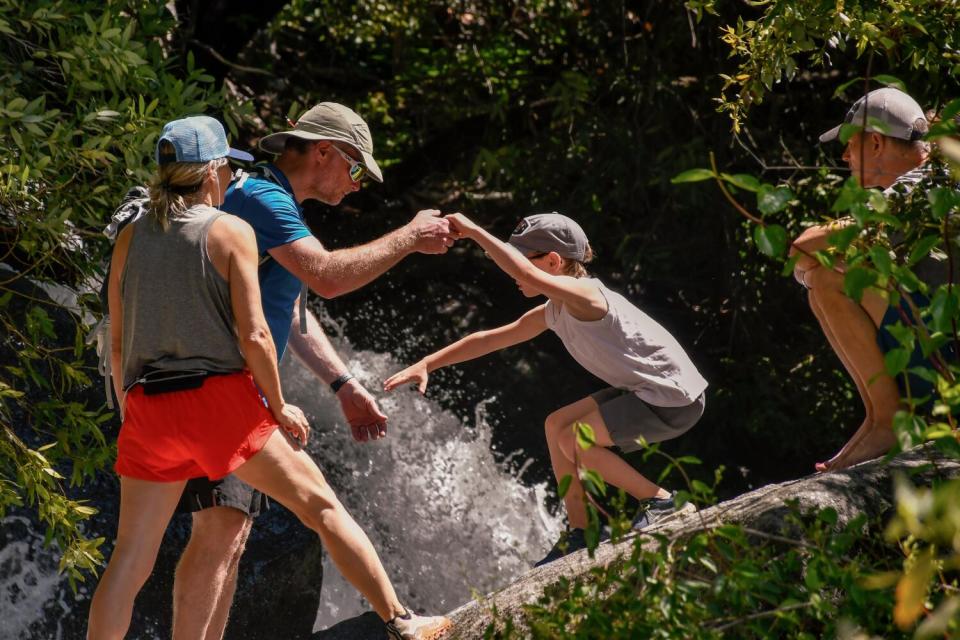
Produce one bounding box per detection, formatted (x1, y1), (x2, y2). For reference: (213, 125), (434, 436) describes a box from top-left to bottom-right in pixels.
(384, 212), (707, 566)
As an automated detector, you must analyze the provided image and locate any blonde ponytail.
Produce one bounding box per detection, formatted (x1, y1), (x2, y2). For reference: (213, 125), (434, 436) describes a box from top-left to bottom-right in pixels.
(148, 141), (224, 229)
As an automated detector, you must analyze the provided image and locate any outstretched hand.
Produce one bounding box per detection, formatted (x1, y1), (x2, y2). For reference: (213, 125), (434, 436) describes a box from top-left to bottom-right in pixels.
(444, 212), (480, 239)
(336, 379), (389, 442)
(407, 209), (456, 254)
(383, 361), (429, 395)
(274, 402), (311, 447)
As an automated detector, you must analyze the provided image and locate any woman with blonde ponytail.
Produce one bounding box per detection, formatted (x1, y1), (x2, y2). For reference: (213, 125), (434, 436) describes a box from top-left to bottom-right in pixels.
(148, 142), (228, 229)
(87, 116), (448, 640)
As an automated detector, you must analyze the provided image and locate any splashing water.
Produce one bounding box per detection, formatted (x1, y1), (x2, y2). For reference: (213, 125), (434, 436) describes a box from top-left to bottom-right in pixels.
(276, 336), (563, 630)
(0, 517), (74, 640)
(0, 336), (563, 636)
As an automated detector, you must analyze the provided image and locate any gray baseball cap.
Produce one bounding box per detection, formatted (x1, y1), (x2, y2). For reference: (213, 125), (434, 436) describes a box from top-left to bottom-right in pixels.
(258, 102), (383, 182)
(820, 87), (926, 144)
(508, 213), (589, 262)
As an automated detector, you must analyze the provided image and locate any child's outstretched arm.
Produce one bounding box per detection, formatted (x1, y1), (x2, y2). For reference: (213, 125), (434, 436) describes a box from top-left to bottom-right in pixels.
(446, 213), (606, 319)
(383, 304), (547, 394)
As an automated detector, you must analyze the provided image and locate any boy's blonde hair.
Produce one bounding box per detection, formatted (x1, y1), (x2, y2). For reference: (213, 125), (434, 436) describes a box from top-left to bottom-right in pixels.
(562, 244), (594, 278)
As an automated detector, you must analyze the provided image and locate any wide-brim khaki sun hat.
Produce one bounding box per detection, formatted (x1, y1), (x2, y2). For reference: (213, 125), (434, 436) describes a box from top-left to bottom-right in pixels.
(258, 102), (383, 182)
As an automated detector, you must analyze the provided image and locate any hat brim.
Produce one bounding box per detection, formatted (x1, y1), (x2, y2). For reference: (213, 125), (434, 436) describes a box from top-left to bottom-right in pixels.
(819, 125), (842, 144)
(507, 238), (541, 256)
(227, 148), (254, 163)
(258, 130), (384, 183)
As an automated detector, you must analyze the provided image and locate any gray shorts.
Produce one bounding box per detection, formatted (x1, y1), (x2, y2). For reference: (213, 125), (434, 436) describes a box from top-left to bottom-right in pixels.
(591, 388), (705, 453)
(176, 474), (268, 518)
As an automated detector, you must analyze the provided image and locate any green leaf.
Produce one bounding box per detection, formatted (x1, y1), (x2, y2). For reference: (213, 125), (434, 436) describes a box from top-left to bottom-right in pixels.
(721, 173), (760, 192)
(832, 76), (863, 98)
(839, 123), (862, 144)
(869, 245), (893, 276)
(754, 224), (787, 258)
(908, 236), (940, 266)
(843, 266), (877, 302)
(557, 474), (572, 498)
(828, 225), (860, 252)
(756, 184), (793, 215)
(671, 168), (714, 184)
(929, 288), (959, 334)
(579, 468), (607, 497)
(873, 74), (907, 92)
(941, 98), (960, 123)
(575, 422), (596, 450)
(928, 187), (958, 220)
(884, 348), (911, 377)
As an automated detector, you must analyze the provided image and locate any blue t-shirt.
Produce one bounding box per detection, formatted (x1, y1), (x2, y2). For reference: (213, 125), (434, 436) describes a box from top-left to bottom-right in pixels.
(222, 164), (311, 358)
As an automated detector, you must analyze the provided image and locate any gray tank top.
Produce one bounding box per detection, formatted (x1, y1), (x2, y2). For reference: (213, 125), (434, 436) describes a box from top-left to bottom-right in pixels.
(120, 204), (245, 389)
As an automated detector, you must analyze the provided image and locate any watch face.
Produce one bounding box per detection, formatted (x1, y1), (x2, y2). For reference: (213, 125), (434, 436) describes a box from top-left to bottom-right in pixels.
(512, 219), (529, 235)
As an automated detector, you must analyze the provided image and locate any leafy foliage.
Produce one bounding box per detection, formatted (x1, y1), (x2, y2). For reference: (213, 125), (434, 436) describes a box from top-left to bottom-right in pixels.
(485, 507), (906, 639)
(0, 0), (244, 584)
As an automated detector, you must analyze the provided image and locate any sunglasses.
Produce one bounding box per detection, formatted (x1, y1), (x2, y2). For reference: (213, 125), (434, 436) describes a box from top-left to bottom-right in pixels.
(332, 145), (367, 182)
(526, 252), (549, 260)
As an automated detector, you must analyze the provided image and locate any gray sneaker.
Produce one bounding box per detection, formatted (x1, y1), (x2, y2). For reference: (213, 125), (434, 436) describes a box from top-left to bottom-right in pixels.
(385, 608), (452, 640)
(631, 492), (692, 530)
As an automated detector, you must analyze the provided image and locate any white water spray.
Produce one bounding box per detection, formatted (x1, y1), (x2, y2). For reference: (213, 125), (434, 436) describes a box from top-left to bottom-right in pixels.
(277, 337), (563, 630)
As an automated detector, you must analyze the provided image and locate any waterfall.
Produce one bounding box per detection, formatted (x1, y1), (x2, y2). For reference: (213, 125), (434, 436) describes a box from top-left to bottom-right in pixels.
(277, 335), (563, 629)
(0, 334), (563, 637)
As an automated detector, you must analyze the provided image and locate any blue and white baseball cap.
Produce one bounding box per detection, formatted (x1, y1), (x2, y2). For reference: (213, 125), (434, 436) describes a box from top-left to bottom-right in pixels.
(156, 116), (254, 165)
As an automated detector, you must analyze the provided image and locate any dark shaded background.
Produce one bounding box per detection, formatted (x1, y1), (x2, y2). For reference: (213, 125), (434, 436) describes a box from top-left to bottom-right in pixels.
(168, 0), (934, 498)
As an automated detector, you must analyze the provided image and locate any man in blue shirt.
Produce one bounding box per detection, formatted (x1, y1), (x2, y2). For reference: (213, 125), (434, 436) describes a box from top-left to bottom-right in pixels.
(173, 103), (455, 640)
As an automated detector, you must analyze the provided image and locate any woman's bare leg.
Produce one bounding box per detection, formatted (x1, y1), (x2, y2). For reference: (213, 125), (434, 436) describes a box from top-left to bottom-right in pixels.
(545, 397), (665, 529)
(232, 430), (404, 622)
(87, 477), (186, 640)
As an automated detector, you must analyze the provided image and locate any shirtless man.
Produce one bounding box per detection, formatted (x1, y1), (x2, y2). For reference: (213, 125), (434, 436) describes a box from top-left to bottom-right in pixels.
(791, 87), (932, 472)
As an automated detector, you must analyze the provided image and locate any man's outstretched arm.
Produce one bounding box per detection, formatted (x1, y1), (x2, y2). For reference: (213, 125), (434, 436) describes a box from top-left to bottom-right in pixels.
(287, 303), (389, 442)
(269, 209), (454, 299)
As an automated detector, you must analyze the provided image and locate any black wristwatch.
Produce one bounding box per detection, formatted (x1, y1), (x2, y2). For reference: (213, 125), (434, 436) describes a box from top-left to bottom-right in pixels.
(330, 373), (355, 393)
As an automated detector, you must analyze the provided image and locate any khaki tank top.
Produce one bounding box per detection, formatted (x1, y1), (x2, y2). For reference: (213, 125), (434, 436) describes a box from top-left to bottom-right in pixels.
(120, 204), (245, 389)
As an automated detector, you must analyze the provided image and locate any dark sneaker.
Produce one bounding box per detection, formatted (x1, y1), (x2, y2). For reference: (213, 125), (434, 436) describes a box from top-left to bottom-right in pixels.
(385, 608), (452, 640)
(631, 492), (691, 530)
(534, 528), (589, 567)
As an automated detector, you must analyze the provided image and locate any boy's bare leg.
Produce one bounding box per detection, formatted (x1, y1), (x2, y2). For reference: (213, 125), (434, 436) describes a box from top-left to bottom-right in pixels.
(88, 478), (186, 640)
(173, 507), (252, 640)
(545, 398), (665, 529)
(232, 430), (405, 622)
(801, 264), (899, 471)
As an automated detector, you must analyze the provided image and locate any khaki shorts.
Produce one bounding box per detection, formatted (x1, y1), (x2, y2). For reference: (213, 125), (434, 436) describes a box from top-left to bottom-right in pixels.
(590, 388), (705, 453)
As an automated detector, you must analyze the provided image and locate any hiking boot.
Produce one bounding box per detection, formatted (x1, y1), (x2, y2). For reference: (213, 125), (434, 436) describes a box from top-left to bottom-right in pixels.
(385, 608), (452, 640)
(631, 492), (691, 530)
(534, 528), (589, 567)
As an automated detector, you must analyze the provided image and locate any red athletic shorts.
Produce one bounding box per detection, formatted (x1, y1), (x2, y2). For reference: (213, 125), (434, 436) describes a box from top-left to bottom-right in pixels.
(115, 371), (278, 482)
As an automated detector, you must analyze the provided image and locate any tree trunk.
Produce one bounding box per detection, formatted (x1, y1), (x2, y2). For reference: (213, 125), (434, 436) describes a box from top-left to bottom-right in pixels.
(446, 444), (960, 638)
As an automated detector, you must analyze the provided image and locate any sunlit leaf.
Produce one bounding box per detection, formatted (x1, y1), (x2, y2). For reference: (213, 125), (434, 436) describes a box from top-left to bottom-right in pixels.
(671, 168), (714, 183)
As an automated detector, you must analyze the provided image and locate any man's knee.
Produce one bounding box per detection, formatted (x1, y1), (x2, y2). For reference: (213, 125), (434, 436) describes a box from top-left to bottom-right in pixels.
(189, 507), (253, 562)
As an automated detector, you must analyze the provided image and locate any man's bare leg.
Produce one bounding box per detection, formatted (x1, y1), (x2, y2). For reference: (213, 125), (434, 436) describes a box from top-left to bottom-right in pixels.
(173, 507), (251, 640)
(802, 264), (899, 471)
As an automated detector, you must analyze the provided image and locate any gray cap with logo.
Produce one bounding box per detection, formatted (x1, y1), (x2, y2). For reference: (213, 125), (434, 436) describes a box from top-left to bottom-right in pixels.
(820, 87), (926, 144)
(508, 213), (589, 262)
(258, 102), (383, 182)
